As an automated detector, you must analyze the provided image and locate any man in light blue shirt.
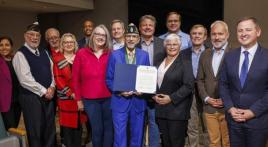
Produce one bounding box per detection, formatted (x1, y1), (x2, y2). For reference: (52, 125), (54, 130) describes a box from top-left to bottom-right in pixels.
(159, 12), (191, 50)
(180, 24), (208, 147)
(111, 19), (125, 50)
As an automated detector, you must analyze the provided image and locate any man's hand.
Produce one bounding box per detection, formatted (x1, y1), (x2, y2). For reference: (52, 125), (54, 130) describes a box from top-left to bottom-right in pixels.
(44, 87), (55, 100)
(120, 91), (134, 97)
(237, 109), (255, 121)
(228, 107), (245, 122)
(207, 97), (224, 108)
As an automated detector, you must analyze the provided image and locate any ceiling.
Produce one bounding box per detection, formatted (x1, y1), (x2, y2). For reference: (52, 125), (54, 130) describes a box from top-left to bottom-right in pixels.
(0, 0), (94, 13)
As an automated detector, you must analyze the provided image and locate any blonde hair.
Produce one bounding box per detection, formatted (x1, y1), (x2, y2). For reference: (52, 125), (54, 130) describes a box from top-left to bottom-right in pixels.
(59, 33), (78, 53)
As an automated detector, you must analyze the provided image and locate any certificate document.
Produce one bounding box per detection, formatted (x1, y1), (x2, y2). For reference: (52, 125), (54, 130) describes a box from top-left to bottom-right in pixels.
(135, 65), (157, 94)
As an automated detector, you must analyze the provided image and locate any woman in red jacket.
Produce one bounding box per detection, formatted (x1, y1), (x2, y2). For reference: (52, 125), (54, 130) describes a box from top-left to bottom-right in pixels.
(53, 33), (87, 147)
(72, 25), (113, 147)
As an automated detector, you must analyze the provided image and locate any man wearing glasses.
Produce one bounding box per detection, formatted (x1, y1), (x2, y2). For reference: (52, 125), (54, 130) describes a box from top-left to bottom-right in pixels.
(106, 23), (150, 147)
(159, 11), (192, 50)
(13, 22), (56, 147)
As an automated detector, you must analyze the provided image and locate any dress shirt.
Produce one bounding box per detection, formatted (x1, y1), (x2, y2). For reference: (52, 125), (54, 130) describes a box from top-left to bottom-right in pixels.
(212, 43), (228, 77)
(238, 43), (258, 76)
(113, 39), (125, 50)
(157, 57), (177, 88)
(192, 45), (205, 78)
(204, 43), (227, 103)
(159, 30), (192, 50)
(126, 48), (136, 64)
(141, 37), (154, 65)
(13, 43), (55, 97)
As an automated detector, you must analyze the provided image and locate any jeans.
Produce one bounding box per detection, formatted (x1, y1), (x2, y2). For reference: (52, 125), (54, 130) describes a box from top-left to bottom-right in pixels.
(147, 106), (160, 147)
(83, 98), (113, 147)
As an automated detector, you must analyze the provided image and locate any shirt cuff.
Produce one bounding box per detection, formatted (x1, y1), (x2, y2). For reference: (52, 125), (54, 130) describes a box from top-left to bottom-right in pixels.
(204, 96), (209, 104)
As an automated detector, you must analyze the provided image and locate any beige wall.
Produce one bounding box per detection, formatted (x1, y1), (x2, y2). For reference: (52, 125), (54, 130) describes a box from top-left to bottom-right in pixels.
(224, 0), (268, 48)
(57, 0), (128, 40)
(0, 10), (37, 49)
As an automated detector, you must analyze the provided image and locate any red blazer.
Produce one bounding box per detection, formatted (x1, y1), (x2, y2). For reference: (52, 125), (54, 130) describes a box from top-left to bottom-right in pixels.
(0, 56), (12, 112)
(53, 53), (87, 128)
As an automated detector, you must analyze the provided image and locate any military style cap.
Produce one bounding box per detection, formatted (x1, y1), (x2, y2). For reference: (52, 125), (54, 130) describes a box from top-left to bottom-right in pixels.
(125, 23), (139, 34)
(26, 22), (40, 33)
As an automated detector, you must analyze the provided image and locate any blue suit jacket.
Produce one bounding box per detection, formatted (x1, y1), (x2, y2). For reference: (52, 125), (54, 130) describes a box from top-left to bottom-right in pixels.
(106, 47), (150, 113)
(220, 45), (268, 129)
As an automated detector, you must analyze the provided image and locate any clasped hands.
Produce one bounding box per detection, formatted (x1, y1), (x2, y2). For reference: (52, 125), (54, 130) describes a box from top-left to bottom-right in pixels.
(44, 87), (55, 100)
(228, 107), (255, 122)
(120, 91), (142, 97)
(207, 97), (224, 108)
(153, 94), (171, 105)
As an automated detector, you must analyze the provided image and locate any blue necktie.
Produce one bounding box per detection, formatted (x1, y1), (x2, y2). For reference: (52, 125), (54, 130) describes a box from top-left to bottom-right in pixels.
(240, 51), (249, 87)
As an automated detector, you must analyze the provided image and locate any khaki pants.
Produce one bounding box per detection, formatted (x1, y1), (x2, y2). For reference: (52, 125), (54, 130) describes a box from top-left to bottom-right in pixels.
(204, 112), (230, 147)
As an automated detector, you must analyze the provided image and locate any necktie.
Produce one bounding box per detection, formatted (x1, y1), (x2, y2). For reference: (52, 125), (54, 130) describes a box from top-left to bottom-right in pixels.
(240, 51), (249, 87)
(128, 52), (134, 64)
(35, 50), (39, 56)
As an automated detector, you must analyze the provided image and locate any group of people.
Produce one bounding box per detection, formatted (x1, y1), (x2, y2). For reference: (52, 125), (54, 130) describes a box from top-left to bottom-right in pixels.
(0, 11), (267, 147)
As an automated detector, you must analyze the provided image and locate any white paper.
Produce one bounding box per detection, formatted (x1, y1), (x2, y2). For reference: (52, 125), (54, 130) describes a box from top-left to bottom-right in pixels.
(135, 65), (157, 94)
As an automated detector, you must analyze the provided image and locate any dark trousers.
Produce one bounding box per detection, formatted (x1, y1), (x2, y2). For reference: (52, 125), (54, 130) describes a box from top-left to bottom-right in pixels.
(83, 98), (113, 147)
(157, 118), (188, 147)
(19, 93), (56, 147)
(1, 101), (21, 129)
(228, 123), (268, 147)
(62, 125), (82, 147)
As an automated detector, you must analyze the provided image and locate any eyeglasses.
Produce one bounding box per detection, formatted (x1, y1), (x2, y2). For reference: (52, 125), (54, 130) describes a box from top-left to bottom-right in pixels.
(94, 33), (106, 38)
(125, 34), (139, 39)
(63, 41), (75, 44)
(27, 32), (41, 38)
(48, 36), (59, 41)
(167, 20), (180, 23)
(166, 44), (179, 48)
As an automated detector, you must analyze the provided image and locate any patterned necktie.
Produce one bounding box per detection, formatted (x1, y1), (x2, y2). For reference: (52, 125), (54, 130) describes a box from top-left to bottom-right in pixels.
(240, 51), (249, 87)
(128, 51), (134, 64)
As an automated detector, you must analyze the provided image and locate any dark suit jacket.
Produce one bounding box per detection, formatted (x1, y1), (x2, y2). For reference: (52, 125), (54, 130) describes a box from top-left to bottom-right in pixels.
(137, 36), (166, 66)
(78, 37), (87, 49)
(0, 57), (12, 112)
(220, 45), (268, 129)
(155, 54), (194, 120)
(197, 47), (230, 113)
(180, 47), (207, 112)
(106, 47), (150, 113)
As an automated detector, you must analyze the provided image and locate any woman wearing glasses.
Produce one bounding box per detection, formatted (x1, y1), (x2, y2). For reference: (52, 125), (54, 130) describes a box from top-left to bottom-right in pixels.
(73, 25), (113, 147)
(153, 33), (194, 147)
(53, 33), (87, 147)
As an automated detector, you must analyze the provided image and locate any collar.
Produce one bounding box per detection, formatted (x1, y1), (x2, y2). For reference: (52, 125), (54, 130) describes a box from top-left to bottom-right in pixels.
(212, 42), (228, 52)
(126, 47), (136, 54)
(191, 45), (205, 54)
(141, 37), (154, 45)
(113, 39), (124, 45)
(241, 43), (258, 56)
(24, 43), (39, 54)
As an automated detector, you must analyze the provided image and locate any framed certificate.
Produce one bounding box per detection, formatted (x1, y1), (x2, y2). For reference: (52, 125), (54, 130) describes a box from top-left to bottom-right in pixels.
(135, 66), (157, 94)
(113, 64), (157, 94)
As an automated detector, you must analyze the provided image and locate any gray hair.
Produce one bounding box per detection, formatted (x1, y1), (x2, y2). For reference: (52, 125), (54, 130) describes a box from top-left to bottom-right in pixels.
(163, 33), (181, 48)
(88, 24), (113, 51)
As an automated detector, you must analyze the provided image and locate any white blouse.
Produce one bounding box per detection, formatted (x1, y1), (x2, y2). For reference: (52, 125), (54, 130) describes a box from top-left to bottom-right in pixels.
(157, 57), (176, 89)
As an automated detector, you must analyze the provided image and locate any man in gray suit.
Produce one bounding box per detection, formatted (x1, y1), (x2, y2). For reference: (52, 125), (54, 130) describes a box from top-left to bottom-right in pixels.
(137, 14), (165, 147)
(197, 21), (230, 147)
